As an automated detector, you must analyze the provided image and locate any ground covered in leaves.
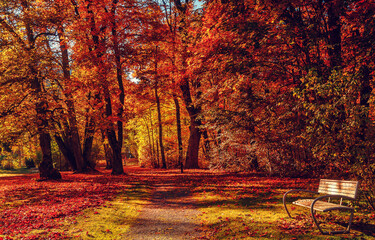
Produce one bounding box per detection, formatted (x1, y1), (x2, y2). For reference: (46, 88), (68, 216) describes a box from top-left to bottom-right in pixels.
(0, 167), (374, 239)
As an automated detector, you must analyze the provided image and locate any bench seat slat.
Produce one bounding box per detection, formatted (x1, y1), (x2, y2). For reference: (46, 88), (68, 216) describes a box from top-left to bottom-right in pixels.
(320, 188), (357, 191)
(293, 199), (354, 212)
(319, 186), (357, 191)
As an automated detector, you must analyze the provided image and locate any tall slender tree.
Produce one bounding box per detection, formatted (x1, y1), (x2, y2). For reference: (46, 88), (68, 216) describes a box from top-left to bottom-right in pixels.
(172, 0), (203, 169)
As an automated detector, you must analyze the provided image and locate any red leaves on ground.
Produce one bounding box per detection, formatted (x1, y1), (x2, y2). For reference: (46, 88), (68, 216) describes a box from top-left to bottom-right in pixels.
(0, 172), (129, 238)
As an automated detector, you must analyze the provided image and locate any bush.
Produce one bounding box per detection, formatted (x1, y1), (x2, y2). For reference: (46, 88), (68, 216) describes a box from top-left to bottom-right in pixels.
(2, 161), (14, 170)
(25, 158), (36, 169)
(0, 155), (4, 168)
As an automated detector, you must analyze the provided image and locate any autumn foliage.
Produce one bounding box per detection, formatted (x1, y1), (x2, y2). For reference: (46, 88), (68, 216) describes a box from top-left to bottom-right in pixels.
(0, 0), (375, 201)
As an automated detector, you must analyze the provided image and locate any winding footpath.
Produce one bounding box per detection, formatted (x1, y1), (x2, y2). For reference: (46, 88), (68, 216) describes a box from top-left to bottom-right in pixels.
(123, 184), (202, 239)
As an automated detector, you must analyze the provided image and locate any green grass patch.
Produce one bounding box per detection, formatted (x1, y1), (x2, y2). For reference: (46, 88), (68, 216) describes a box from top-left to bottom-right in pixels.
(0, 167), (38, 176)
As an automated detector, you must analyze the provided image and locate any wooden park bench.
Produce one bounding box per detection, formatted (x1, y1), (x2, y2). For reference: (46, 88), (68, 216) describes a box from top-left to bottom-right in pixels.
(283, 179), (360, 234)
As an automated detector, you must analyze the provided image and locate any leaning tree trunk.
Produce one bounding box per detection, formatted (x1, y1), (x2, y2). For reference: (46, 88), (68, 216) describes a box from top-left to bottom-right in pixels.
(57, 24), (86, 172)
(55, 135), (78, 171)
(103, 87), (124, 175)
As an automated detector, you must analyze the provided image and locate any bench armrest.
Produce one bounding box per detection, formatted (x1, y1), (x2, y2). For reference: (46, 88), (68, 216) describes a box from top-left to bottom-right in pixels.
(310, 194), (356, 234)
(283, 189), (318, 218)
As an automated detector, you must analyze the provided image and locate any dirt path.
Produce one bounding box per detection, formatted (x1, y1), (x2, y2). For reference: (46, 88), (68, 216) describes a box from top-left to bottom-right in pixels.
(123, 184), (202, 240)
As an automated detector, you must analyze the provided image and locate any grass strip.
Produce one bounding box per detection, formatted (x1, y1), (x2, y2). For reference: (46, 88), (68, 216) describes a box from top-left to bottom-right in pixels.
(26, 184), (150, 239)
(194, 184), (373, 239)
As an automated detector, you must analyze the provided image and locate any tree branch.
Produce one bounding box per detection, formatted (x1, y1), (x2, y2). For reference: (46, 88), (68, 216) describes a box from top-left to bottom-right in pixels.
(0, 17), (27, 50)
(0, 93), (30, 118)
(173, 0), (185, 12)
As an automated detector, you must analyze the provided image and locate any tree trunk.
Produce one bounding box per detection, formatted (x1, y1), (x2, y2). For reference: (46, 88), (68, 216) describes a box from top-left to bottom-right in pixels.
(102, 86), (124, 175)
(156, 133), (160, 168)
(164, 1), (183, 169)
(143, 117), (155, 167)
(155, 85), (167, 169)
(359, 65), (371, 137)
(180, 77), (202, 169)
(149, 109), (158, 167)
(154, 48), (167, 169)
(33, 87), (61, 180)
(94, 0), (126, 176)
(82, 115), (95, 169)
(104, 143), (113, 169)
(185, 115), (201, 169)
(34, 91), (61, 180)
(55, 135), (77, 170)
(202, 129), (211, 162)
(21, 0), (61, 179)
(107, 127), (123, 175)
(327, 0), (342, 69)
(173, 95), (183, 168)
(57, 24), (86, 172)
(38, 132), (61, 180)
(173, 0), (202, 169)
(103, 86), (124, 175)
(101, 130), (113, 169)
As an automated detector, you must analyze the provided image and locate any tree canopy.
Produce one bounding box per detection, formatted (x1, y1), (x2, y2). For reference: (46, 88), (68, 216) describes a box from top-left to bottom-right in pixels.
(0, 0), (374, 192)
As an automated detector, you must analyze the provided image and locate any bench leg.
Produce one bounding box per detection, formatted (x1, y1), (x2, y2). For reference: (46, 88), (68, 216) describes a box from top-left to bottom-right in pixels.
(345, 209), (354, 233)
(311, 209), (354, 235)
(311, 209), (326, 234)
(283, 194), (292, 218)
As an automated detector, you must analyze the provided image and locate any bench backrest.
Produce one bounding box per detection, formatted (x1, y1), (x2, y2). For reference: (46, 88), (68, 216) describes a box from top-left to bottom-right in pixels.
(318, 179), (360, 199)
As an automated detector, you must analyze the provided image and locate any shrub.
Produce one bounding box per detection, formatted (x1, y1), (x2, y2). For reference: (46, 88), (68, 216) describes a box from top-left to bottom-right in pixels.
(2, 161), (14, 170)
(25, 158), (36, 169)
